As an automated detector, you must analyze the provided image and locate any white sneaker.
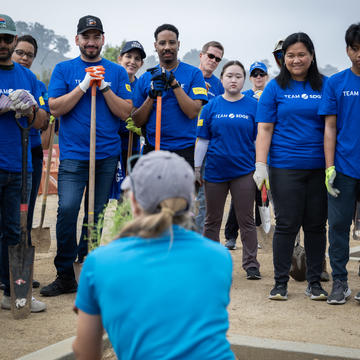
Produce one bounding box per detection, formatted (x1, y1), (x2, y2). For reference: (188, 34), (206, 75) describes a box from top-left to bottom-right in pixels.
(1, 295), (46, 312)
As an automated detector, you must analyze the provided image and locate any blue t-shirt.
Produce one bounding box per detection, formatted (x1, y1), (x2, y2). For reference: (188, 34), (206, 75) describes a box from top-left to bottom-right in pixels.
(205, 74), (224, 100)
(76, 225), (234, 360)
(242, 89), (255, 98)
(119, 77), (140, 153)
(48, 56), (132, 160)
(197, 95), (257, 182)
(318, 68), (360, 179)
(0, 63), (42, 172)
(29, 80), (49, 149)
(256, 78), (327, 169)
(133, 62), (208, 150)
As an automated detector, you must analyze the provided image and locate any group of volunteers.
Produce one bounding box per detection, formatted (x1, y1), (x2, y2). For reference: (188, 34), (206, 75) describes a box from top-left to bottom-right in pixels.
(0, 11), (360, 359)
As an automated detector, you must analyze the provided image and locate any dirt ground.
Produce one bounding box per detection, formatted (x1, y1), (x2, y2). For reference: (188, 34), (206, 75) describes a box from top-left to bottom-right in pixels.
(1, 194), (360, 360)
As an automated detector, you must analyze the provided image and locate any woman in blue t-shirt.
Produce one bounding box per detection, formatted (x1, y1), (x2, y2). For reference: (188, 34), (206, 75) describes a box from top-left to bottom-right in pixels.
(195, 61), (261, 280)
(254, 33), (328, 301)
(73, 151), (234, 360)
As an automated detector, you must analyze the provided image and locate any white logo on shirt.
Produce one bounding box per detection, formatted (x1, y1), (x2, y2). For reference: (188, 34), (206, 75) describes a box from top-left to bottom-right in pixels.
(301, 94), (309, 99)
(284, 94), (321, 99)
(0, 89), (14, 95)
(215, 113), (249, 119)
(343, 90), (359, 96)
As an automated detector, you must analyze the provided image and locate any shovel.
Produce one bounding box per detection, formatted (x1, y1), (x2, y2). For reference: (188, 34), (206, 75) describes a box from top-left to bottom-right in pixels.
(31, 115), (55, 252)
(126, 131), (133, 175)
(258, 185), (271, 234)
(8, 114), (36, 319)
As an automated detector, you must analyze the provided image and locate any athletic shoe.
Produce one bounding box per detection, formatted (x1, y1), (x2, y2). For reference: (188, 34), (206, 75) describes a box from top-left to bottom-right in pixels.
(354, 291), (360, 303)
(33, 280), (40, 288)
(225, 238), (236, 250)
(40, 275), (77, 297)
(246, 267), (261, 280)
(269, 282), (288, 300)
(1, 295), (46, 312)
(327, 279), (351, 305)
(305, 281), (328, 300)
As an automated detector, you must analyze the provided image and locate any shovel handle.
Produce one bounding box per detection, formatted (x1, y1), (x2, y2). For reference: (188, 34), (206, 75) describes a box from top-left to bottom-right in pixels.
(126, 131), (133, 176)
(261, 184), (267, 205)
(155, 95), (162, 150)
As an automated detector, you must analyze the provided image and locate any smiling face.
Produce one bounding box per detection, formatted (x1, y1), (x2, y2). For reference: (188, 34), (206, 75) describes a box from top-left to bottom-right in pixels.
(118, 49), (143, 81)
(12, 40), (35, 69)
(221, 64), (245, 96)
(284, 41), (313, 81)
(76, 29), (104, 61)
(154, 30), (179, 68)
(199, 46), (223, 77)
(250, 69), (268, 91)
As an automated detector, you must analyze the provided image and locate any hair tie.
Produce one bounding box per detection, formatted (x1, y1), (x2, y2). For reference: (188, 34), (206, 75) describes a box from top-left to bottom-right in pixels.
(162, 207), (175, 217)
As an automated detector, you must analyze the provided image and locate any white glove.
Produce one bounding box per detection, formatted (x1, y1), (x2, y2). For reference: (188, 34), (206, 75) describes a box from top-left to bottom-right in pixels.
(0, 94), (12, 113)
(99, 79), (110, 91)
(253, 162), (270, 190)
(8, 89), (38, 118)
(79, 66), (105, 93)
(253, 90), (263, 100)
(79, 72), (92, 93)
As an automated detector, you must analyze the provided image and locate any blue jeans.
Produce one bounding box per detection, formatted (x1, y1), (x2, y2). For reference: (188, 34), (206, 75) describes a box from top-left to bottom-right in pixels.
(328, 171), (360, 281)
(0, 169), (31, 296)
(54, 157), (117, 276)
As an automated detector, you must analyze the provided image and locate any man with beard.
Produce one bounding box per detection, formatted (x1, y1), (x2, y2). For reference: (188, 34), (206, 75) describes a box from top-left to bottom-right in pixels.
(132, 24), (208, 167)
(0, 14), (48, 312)
(40, 15), (132, 297)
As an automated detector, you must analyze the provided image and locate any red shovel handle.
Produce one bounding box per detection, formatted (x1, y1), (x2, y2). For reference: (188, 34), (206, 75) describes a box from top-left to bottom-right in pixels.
(261, 184), (267, 204)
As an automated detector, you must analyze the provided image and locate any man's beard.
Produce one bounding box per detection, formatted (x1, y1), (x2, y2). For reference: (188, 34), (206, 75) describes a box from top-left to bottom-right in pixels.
(79, 45), (102, 60)
(0, 47), (13, 62)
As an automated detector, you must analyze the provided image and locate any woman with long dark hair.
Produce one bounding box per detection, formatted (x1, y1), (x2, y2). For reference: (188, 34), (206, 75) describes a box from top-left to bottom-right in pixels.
(254, 32), (328, 300)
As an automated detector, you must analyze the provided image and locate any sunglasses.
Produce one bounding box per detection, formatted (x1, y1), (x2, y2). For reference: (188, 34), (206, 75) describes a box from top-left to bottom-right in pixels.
(251, 71), (267, 78)
(206, 52), (222, 63)
(14, 49), (35, 59)
(0, 34), (15, 44)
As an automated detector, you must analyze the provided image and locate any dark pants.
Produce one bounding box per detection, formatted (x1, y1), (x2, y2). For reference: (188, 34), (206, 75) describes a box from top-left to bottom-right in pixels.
(204, 173), (259, 270)
(27, 145), (43, 245)
(270, 167), (327, 284)
(55, 157), (117, 277)
(142, 143), (195, 169)
(328, 171), (360, 281)
(0, 170), (31, 296)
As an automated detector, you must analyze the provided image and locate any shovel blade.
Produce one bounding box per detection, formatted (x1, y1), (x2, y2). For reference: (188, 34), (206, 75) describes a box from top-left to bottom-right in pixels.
(8, 242), (35, 319)
(73, 261), (84, 284)
(31, 227), (51, 253)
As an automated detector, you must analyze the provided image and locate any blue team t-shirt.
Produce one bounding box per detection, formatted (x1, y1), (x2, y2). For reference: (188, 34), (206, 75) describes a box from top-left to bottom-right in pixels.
(0, 63), (42, 172)
(205, 74), (224, 100)
(48, 56), (132, 160)
(119, 77), (140, 153)
(29, 79), (49, 149)
(242, 89), (255, 98)
(256, 78), (327, 169)
(76, 225), (234, 360)
(133, 61), (208, 150)
(318, 68), (360, 179)
(197, 95), (257, 182)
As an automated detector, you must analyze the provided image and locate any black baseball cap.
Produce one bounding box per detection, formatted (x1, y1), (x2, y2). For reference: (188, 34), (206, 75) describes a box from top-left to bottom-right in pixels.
(120, 41), (146, 59)
(77, 15), (104, 34)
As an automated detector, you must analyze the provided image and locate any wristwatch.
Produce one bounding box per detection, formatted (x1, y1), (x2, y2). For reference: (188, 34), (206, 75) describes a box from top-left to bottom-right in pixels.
(101, 85), (111, 93)
(171, 81), (180, 90)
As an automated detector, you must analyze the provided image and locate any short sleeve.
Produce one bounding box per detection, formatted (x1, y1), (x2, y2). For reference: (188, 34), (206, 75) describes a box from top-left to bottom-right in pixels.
(256, 80), (278, 123)
(189, 69), (208, 104)
(48, 63), (67, 98)
(37, 80), (50, 112)
(133, 73), (149, 109)
(75, 254), (101, 315)
(318, 78), (337, 116)
(115, 65), (132, 100)
(196, 102), (211, 140)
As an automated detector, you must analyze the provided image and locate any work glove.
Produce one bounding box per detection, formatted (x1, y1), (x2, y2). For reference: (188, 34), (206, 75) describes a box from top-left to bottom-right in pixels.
(195, 166), (203, 186)
(165, 69), (176, 87)
(79, 66), (105, 93)
(125, 118), (142, 136)
(0, 94), (12, 113)
(325, 166), (340, 197)
(253, 162), (270, 191)
(148, 67), (166, 99)
(8, 89), (39, 118)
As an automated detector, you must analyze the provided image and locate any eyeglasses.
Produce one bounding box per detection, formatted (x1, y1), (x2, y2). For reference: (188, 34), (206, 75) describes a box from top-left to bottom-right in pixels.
(251, 71), (267, 78)
(0, 34), (15, 44)
(14, 49), (35, 59)
(206, 53), (222, 63)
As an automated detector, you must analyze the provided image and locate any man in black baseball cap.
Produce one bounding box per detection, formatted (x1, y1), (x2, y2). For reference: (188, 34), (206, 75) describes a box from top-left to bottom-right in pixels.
(77, 15), (104, 34)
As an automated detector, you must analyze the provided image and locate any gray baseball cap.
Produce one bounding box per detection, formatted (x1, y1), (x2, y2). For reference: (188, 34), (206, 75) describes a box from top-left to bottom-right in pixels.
(121, 151), (195, 214)
(0, 14), (16, 36)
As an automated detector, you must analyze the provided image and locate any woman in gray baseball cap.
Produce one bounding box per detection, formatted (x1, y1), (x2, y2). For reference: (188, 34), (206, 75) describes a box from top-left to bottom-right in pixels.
(73, 150), (235, 360)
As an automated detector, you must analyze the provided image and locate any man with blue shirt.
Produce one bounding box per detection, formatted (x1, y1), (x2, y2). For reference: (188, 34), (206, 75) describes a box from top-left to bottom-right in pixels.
(243, 62), (269, 100)
(195, 41), (224, 233)
(132, 24), (208, 167)
(0, 14), (48, 312)
(40, 15), (132, 297)
(319, 23), (360, 305)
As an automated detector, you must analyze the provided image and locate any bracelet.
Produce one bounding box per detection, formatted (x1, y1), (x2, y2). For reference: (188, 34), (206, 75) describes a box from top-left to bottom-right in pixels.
(171, 81), (180, 90)
(101, 86), (110, 93)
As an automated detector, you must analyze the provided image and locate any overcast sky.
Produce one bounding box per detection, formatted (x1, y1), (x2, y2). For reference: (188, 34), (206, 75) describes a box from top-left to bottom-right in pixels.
(2, 0), (359, 73)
